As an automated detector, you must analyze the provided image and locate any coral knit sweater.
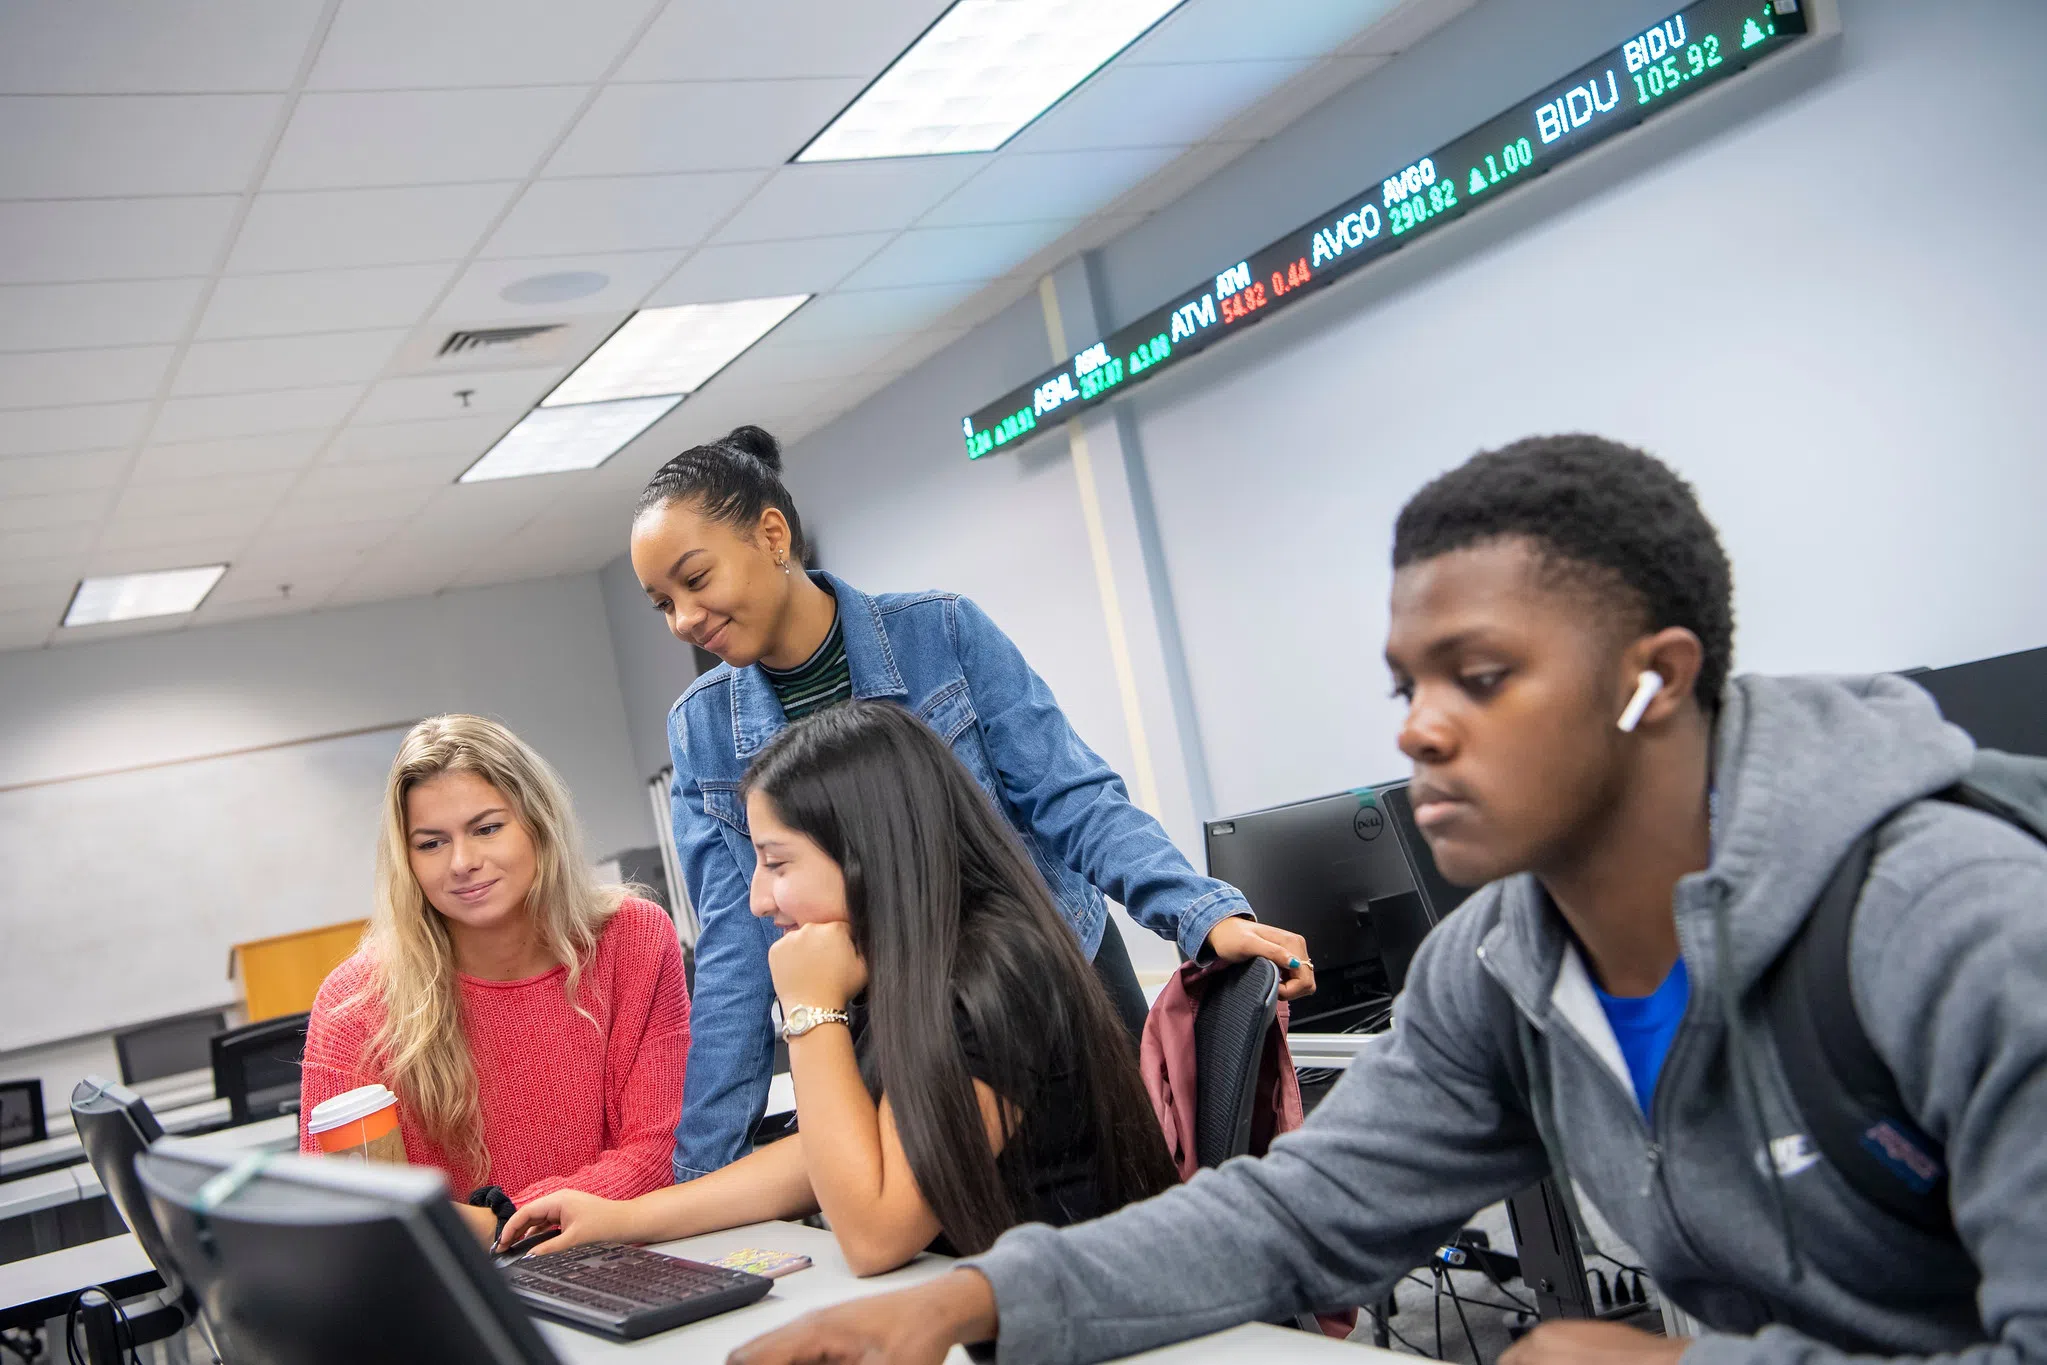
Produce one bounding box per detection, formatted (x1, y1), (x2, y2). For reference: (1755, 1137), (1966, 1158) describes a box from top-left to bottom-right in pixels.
(299, 898), (688, 1206)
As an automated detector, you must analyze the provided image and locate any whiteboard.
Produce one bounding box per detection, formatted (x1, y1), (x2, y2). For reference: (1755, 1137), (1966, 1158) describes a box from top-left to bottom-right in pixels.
(0, 723), (411, 1051)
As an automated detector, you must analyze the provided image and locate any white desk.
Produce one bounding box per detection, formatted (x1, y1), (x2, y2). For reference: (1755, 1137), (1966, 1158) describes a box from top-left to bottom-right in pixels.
(537, 1221), (1394, 1364)
(3, 1219), (1396, 1361)
(0, 1114), (299, 1225)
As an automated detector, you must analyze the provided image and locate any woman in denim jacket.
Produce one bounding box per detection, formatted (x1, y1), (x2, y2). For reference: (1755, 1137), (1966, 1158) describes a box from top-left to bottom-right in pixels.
(629, 426), (1316, 1183)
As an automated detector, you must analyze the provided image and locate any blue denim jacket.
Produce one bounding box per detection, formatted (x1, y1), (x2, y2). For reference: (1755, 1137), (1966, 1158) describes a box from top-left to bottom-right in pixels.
(667, 571), (1249, 1179)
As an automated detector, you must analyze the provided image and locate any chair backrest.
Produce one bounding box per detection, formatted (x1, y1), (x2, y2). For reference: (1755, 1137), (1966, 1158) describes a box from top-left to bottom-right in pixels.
(1191, 958), (1281, 1168)
(0, 1078), (47, 1149)
(69, 1076), (191, 1311)
(211, 1012), (310, 1124)
(114, 1009), (228, 1085)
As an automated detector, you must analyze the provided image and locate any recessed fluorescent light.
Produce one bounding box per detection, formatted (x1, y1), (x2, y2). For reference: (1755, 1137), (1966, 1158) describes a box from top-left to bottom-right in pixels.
(64, 564), (227, 627)
(541, 296), (810, 407)
(795, 0), (1187, 162)
(459, 395), (682, 483)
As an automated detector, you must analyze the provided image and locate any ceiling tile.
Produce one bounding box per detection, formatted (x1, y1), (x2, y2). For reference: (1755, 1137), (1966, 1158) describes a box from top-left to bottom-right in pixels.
(354, 367), (562, 425)
(171, 329), (407, 397)
(0, 402), (151, 457)
(310, 0), (660, 89)
(112, 473), (295, 519)
(837, 221), (1080, 291)
(0, 1), (325, 95)
(0, 607), (54, 650)
(711, 160), (981, 244)
(267, 486), (435, 529)
(0, 489), (114, 531)
(0, 552), (85, 588)
(1009, 58), (1312, 154)
(326, 414), (514, 464)
(618, 0), (944, 81)
(197, 583), (346, 621)
(1129, 0), (1408, 62)
(0, 94), (280, 199)
(51, 612), (193, 645)
(767, 283), (978, 345)
(918, 146), (1187, 228)
(647, 233), (890, 306)
(0, 345), (174, 411)
(481, 171), (767, 259)
(84, 538), (246, 575)
(95, 507), (269, 553)
(198, 264), (457, 340)
(1220, 54), (1389, 141)
(545, 79), (864, 177)
(225, 184), (519, 275)
(241, 519), (406, 562)
(0, 449), (128, 496)
(298, 453), (473, 495)
(0, 525), (94, 563)
(228, 543), (377, 582)
(0, 196), (239, 285)
(150, 385), (362, 444)
(131, 431), (327, 482)
(265, 88), (589, 191)
(711, 336), (892, 389)
(1343, 0), (1474, 56)
(0, 279), (208, 352)
(434, 251), (680, 322)
(0, 579), (71, 614)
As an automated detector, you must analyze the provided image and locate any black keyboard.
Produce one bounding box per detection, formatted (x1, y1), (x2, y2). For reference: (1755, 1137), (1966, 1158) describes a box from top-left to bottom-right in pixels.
(503, 1243), (772, 1340)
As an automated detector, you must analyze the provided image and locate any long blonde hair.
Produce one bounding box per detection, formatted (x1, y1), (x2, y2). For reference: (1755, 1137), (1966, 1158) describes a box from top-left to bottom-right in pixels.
(357, 714), (626, 1177)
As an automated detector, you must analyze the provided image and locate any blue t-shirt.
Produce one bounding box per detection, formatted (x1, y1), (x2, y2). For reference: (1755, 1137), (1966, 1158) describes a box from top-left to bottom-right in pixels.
(1591, 957), (1691, 1118)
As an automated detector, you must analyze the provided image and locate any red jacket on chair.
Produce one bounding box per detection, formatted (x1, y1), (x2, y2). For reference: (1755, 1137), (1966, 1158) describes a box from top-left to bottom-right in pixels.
(1139, 958), (1305, 1182)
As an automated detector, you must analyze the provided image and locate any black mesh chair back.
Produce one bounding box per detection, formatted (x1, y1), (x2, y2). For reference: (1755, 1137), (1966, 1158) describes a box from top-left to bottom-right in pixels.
(69, 1076), (197, 1346)
(1191, 957), (1281, 1168)
(114, 1009), (227, 1085)
(0, 1078), (46, 1149)
(211, 1012), (310, 1124)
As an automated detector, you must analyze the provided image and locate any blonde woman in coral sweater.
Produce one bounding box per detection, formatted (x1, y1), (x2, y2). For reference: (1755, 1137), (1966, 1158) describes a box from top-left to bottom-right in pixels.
(301, 714), (689, 1246)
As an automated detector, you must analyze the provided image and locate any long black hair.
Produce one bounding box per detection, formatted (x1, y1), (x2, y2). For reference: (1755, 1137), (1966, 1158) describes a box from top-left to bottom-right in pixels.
(745, 701), (1177, 1253)
(635, 424), (808, 563)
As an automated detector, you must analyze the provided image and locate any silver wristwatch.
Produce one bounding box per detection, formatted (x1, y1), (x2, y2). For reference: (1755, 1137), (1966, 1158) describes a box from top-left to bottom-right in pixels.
(779, 1005), (852, 1039)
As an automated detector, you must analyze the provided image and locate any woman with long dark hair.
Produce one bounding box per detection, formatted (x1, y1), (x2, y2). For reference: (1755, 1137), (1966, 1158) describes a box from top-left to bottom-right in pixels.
(502, 702), (1178, 1272)
(632, 423), (1315, 1184)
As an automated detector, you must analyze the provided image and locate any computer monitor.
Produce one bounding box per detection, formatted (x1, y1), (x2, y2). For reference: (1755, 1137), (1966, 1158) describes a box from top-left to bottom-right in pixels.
(115, 1008), (228, 1085)
(68, 1077), (196, 1348)
(1205, 779), (1472, 1031)
(211, 1013), (309, 1124)
(0, 1078), (46, 1149)
(1907, 646), (2047, 757)
(136, 1143), (562, 1365)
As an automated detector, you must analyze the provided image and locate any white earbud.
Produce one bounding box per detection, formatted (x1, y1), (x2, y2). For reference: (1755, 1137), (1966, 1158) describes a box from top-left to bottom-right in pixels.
(1617, 671), (1664, 733)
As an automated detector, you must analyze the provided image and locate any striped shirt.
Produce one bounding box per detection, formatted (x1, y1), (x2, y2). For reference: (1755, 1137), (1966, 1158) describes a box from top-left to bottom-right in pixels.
(761, 611), (852, 721)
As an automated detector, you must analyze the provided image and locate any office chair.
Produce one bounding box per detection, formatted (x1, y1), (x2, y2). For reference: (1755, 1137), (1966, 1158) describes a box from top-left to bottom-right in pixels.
(1190, 957), (1281, 1168)
(211, 1012), (310, 1124)
(67, 1077), (204, 1362)
(114, 1008), (228, 1086)
(0, 1078), (47, 1149)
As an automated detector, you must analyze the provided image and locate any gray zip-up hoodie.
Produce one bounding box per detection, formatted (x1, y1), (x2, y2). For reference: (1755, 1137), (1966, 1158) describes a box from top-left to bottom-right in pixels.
(966, 674), (2047, 1363)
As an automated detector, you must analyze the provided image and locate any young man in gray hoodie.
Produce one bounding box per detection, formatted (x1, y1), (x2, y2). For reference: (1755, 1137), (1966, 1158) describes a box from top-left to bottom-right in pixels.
(731, 436), (2047, 1365)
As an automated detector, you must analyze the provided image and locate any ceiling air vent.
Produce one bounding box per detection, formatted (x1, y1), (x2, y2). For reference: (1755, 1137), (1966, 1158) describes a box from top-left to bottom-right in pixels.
(437, 324), (565, 359)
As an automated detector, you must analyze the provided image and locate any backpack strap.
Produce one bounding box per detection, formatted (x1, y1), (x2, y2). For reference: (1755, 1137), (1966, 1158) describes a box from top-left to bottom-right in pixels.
(1761, 826), (1957, 1242)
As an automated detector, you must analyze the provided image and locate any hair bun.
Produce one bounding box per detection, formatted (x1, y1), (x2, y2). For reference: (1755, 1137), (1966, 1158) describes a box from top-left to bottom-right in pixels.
(721, 424), (782, 473)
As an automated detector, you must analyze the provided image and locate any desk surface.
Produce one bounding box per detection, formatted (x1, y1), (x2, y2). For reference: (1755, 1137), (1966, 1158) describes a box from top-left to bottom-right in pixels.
(6, 1218), (1393, 1361)
(0, 1113), (297, 1224)
(537, 1221), (1391, 1364)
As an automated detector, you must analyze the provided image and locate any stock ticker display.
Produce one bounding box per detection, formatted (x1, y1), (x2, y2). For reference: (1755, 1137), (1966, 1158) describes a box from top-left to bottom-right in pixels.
(961, 0), (1810, 459)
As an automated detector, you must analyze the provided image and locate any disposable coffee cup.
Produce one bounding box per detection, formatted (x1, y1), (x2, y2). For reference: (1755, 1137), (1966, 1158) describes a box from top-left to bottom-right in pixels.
(307, 1084), (407, 1163)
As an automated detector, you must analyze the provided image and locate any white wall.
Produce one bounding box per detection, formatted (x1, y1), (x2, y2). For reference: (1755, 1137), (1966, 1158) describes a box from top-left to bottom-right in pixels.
(0, 572), (650, 1112)
(600, 551), (701, 784)
(1116, 0), (2047, 813)
(0, 572), (650, 868)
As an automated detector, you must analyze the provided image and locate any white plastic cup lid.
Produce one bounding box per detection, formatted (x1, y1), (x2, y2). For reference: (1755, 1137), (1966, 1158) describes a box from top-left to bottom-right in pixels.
(306, 1084), (398, 1135)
